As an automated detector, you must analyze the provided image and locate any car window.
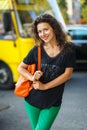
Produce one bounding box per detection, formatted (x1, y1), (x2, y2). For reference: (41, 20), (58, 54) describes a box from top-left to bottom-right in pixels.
(0, 11), (16, 40)
(68, 29), (87, 40)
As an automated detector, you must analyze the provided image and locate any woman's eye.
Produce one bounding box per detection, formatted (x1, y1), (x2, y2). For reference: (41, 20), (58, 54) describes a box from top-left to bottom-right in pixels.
(38, 31), (41, 34)
(44, 28), (48, 31)
(37, 28), (48, 34)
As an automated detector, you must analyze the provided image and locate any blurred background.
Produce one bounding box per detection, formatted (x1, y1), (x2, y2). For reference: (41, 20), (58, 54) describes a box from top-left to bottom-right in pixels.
(58, 0), (87, 25)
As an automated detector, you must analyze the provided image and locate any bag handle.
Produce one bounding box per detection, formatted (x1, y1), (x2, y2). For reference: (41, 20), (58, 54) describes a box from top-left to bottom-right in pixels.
(38, 43), (41, 70)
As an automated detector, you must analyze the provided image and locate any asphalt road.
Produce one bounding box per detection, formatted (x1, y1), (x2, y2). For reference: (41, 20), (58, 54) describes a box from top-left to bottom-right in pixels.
(0, 71), (87, 130)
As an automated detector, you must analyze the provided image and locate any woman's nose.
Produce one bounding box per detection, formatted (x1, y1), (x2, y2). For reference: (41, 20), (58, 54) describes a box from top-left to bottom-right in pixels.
(41, 31), (45, 36)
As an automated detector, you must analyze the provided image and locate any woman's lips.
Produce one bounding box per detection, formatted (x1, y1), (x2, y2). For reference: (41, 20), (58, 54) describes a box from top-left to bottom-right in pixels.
(42, 36), (48, 41)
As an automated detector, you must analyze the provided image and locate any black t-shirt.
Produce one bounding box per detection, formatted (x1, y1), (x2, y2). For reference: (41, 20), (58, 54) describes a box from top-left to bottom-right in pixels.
(23, 44), (76, 109)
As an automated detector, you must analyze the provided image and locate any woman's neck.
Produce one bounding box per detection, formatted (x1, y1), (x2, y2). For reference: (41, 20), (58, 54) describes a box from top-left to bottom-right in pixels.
(43, 40), (59, 49)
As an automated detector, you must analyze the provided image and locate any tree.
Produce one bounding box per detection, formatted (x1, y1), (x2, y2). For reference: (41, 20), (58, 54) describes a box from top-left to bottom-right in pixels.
(56, 0), (69, 23)
(80, 0), (87, 23)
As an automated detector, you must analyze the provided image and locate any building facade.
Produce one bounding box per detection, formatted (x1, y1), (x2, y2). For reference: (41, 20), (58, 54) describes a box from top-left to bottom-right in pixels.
(66, 0), (81, 24)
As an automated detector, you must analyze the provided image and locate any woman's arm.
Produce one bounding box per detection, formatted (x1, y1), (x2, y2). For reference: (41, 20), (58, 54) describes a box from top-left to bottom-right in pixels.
(17, 62), (43, 81)
(46, 67), (73, 89)
(17, 62), (33, 80)
(33, 67), (73, 90)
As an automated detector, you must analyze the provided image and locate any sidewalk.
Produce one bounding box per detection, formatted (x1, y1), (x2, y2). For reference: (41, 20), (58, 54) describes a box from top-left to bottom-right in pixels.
(0, 103), (10, 111)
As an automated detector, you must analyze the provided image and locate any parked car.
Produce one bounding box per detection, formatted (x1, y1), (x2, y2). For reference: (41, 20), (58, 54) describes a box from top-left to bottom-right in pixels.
(67, 25), (87, 70)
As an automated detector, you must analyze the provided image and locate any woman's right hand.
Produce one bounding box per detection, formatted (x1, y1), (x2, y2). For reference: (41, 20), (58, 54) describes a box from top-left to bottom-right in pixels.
(31, 71), (43, 81)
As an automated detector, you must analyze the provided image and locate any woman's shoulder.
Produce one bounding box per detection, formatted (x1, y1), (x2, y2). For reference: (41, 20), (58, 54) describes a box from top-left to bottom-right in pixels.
(31, 45), (38, 51)
(63, 42), (75, 53)
(28, 45), (38, 55)
(23, 45), (38, 64)
(25, 45), (38, 58)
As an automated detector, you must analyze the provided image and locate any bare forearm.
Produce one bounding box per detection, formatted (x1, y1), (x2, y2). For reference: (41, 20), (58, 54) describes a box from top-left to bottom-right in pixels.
(17, 62), (43, 81)
(18, 67), (33, 80)
(45, 68), (73, 90)
(45, 74), (69, 89)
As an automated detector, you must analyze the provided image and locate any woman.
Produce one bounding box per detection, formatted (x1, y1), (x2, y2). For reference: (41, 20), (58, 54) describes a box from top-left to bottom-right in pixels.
(17, 14), (76, 130)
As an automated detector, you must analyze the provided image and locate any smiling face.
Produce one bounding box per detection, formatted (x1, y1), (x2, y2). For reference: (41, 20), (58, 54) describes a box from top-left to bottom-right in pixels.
(37, 22), (56, 43)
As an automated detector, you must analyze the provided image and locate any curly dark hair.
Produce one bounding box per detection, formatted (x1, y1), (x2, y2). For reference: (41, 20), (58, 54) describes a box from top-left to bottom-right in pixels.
(31, 13), (69, 47)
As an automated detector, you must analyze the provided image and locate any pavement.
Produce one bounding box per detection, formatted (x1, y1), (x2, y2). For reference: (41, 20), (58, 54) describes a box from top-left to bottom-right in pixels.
(0, 103), (10, 111)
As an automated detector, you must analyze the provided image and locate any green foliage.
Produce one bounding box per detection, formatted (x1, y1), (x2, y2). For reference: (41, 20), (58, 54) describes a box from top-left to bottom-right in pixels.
(80, 0), (87, 4)
(56, 0), (69, 23)
(80, 0), (87, 22)
(81, 7), (87, 21)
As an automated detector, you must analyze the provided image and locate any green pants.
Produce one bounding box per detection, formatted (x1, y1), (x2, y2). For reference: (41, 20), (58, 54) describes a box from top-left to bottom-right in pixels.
(24, 100), (60, 130)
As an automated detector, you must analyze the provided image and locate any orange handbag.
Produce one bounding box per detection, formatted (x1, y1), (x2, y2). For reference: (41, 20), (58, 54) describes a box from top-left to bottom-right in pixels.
(14, 44), (41, 98)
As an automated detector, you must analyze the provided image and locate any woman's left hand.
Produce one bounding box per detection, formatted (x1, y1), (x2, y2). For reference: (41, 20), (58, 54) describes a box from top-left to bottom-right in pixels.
(32, 81), (45, 90)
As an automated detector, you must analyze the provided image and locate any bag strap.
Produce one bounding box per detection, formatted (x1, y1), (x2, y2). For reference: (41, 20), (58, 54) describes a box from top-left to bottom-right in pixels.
(37, 43), (41, 70)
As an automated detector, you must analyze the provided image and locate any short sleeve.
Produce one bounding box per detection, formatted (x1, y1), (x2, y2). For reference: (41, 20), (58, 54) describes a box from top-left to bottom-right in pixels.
(66, 50), (76, 68)
(23, 46), (37, 65)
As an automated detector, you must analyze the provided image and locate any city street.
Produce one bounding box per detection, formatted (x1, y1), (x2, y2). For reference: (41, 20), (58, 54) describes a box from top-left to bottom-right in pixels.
(0, 71), (87, 130)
